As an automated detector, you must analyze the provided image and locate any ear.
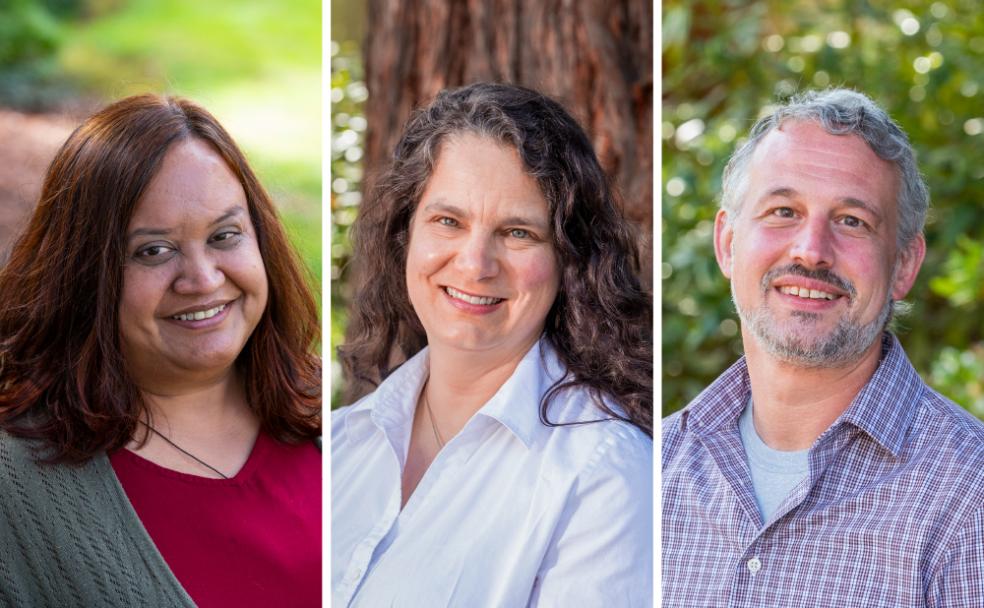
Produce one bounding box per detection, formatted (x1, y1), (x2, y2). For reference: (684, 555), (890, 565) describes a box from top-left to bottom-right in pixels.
(713, 209), (735, 279)
(891, 233), (926, 300)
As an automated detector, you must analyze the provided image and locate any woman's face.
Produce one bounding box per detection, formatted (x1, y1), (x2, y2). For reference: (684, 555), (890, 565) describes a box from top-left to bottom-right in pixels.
(406, 133), (560, 362)
(120, 138), (269, 391)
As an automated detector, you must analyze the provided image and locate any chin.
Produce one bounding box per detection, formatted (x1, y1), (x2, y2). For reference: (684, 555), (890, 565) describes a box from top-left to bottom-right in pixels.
(175, 343), (245, 372)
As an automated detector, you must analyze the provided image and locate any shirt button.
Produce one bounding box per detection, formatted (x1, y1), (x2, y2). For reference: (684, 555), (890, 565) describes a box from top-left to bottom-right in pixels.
(747, 557), (762, 576)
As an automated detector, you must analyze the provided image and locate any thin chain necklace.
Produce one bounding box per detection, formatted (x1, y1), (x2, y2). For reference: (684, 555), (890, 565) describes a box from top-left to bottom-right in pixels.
(422, 389), (445, 449)
(138, 419), (229, 479)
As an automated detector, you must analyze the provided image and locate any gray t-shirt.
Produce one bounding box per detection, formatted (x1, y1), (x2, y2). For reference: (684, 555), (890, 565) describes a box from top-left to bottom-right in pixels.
(738, 399), (810, 523)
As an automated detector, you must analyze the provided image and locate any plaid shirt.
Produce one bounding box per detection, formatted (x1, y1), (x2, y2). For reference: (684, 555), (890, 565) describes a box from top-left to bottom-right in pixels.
(663, 334), (984, 607)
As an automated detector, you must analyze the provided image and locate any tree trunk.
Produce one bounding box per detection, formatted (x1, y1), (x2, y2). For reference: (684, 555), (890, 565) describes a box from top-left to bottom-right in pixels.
(362, 0), (653, 278)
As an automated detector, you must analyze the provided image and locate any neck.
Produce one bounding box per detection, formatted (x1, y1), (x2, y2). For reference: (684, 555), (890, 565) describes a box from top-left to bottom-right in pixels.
(743, 333), (883, 451)
(423, 339), (537, 437)
(138, 367), (254, 437)
(128, 367), (259, 478)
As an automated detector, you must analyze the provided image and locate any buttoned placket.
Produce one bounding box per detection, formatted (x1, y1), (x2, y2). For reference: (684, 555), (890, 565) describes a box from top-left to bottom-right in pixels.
(715, 419), (857, 607)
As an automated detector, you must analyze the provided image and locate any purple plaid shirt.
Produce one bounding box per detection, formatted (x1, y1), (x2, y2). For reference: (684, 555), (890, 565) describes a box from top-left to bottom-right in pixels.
(663, 333), (984, 607)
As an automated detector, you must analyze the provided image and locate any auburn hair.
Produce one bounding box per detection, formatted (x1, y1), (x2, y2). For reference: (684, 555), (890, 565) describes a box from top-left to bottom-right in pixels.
(0, 94), (321, 462)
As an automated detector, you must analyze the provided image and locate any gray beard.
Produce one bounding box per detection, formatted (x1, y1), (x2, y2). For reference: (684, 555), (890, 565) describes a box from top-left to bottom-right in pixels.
(731, 274), (893, 369)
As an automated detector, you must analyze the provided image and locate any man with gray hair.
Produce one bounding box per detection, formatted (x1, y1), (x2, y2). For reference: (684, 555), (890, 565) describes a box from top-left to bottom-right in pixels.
(663, 89), (984, 607)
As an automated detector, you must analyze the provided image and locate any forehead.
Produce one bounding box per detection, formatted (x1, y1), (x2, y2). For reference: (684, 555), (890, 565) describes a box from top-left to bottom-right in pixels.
(419, 133), (549, 220)
(129, 138), (247, 228)
(745, 120), (900, 213)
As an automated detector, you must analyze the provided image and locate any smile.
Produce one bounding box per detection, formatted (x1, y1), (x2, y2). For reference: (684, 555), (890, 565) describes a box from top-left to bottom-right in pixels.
(171, 303), (227, 321)
(444, 286), (504, 306)
(778, 285), (838, 301)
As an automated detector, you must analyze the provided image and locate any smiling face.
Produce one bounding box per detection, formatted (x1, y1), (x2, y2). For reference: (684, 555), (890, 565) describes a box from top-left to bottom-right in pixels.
(714, 120), (925, 367)
(405, 133), (560, 363)
(120, 138), (269, 392)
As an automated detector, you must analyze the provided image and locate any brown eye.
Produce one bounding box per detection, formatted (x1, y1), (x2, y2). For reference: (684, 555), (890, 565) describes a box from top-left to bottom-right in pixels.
(136, 244), (173, 258)
(133, 243), (176, 266)
(210, 229), (242, 246)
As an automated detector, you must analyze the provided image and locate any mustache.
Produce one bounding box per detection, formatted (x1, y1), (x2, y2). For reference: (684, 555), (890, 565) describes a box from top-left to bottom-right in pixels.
(761, 264), (856, 298)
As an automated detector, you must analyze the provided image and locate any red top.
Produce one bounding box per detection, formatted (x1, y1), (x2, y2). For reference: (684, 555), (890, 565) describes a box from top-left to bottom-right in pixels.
(109, 431), (321, 608)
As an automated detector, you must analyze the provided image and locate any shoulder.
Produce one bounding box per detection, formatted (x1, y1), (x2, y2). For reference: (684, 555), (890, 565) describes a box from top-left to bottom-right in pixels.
(330, 392), (376, 449)
(920, 388), (984, 444)
(538, 388), (652, 496)
(661, 409), (685, 456)
(0, 429), (108, 500)
(0, 429), (46, 486)
(0, 430), (114, 554)
(911, 388), (984, 487)
(914, 389), (984, 465)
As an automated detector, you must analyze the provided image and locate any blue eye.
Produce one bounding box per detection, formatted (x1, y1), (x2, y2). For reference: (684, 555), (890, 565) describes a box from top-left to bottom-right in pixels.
(509, 228), (531, 239)
(437, 217), (459, 227)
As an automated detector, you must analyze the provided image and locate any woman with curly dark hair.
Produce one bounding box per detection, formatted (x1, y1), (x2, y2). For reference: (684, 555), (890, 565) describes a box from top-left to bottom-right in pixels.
(332, 82), (652, 607)
(0, 95), (321, 607)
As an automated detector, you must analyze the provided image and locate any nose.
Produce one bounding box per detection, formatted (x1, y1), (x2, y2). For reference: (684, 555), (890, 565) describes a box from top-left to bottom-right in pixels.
(789, 217), (835, 269)
(172, 249), (224, 295)
(454, 232), (499, 280)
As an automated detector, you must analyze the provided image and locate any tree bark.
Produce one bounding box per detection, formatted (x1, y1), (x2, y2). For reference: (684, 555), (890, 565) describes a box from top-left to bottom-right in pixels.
(362, 0), (653, 280)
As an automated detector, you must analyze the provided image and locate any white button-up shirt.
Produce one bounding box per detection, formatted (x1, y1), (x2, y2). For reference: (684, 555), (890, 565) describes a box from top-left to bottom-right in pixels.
(331, 339), (652, 607)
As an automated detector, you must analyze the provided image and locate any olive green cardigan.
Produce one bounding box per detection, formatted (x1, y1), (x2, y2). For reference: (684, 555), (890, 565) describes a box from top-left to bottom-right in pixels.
(0, 430), (196, 607)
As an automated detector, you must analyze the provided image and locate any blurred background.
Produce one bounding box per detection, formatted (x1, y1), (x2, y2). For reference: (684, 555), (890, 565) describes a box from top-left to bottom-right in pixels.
(331, 0), (653, 406)
(0, 0), (321, 297)
(662, 0), (984, 419)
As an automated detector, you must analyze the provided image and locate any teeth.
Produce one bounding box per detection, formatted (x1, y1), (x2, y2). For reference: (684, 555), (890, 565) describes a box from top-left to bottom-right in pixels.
(172, 304), (226, 321)
(445, 287), (503, 306)
(779, 286), (836, 300)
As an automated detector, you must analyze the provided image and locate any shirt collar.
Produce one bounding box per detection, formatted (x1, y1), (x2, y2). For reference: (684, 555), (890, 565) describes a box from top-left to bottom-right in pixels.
(836, 333), (924, 457)
(343, 338), (565, 450)
(473, 338), (567, 449)
(343, 348), (430, 443)
(681, 333), (925, 457)
(679, 355), (750, 435)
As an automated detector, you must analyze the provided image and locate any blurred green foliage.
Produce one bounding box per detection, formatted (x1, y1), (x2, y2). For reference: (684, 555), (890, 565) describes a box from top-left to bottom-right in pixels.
(0, 0), (80, 108)
(330, 40), (367, 407)
(663, 0), (984, 419)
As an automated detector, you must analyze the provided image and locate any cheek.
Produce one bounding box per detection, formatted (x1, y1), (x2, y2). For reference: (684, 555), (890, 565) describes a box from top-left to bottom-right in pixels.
(118, 268), (168, 359)
(516, 253), (560, 298)
(406, 234), (445, 276)
(224, 249), (269, 315)
(119, 266), (169, 328)
(405, 236), (449, 305)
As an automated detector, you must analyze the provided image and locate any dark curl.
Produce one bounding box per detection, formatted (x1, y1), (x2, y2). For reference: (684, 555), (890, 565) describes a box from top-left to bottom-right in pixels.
(0, 94), (321, 462)
(340, 82), (652, 436)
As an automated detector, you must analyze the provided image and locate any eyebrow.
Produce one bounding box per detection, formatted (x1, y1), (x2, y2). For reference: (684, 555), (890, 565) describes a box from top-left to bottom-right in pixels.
(126, 206), (245, 242)
(762, 188), (882, 219)
(421, 200), (549, 231)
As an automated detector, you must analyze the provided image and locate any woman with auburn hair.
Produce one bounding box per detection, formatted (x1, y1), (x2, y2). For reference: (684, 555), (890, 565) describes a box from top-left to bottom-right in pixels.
(332, 83), (652, 607)
(0, 95), (321, 607)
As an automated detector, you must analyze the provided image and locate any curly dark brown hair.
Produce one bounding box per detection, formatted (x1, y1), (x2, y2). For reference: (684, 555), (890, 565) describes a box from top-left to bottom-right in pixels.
(340, 82), (651, 436)
(0, 94), (321, 462)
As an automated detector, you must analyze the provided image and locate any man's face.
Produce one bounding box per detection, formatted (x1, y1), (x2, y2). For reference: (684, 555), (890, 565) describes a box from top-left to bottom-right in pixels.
(714, 120), (925, 367)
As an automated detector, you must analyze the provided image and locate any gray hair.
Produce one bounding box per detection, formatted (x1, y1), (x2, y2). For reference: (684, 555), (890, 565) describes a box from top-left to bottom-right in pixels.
(720, 88), (929, 248)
